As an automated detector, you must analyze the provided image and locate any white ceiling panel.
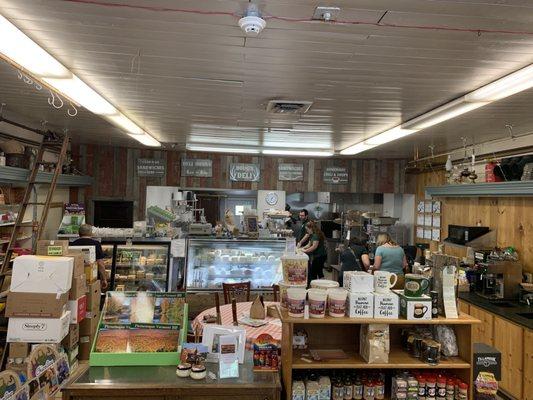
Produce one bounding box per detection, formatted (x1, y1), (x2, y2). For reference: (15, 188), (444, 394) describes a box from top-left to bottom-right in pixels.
(0, 0), (532, 157)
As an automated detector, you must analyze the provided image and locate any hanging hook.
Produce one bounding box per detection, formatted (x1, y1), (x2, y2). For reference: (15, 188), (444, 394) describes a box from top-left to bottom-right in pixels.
(67, 102), (78, 117)
(47, 90), (63, 109)
(16, 70), (23, 80)
(505, 124), (514, 139)
(34, 81), (42, 90)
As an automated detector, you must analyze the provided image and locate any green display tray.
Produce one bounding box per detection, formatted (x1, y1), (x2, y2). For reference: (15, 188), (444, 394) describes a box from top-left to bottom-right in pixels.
(89, 296), (188, 367)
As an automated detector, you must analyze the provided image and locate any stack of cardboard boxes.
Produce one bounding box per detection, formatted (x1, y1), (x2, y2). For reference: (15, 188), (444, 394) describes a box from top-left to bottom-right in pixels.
(5, 240), (102, 372)
(70, 245), (101, 361)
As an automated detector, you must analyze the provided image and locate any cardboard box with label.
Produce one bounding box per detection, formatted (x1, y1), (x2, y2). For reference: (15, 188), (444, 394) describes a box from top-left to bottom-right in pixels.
(11, 256), (73, 294)
(343, 271), (374, 293)
(66, 251), (85, 278)
(68, 245), (96, 263)
(70, 274), (87, 300)
(79, 311), (100, 337)
(62, 324), (80, 350)
(473, 343), (501, 381)
(7, 311), (71, 343)
(68, 295), (87, 324)
(373, 292), (399, 319)
(6, 292), (69, 318)
(395, 290), (432, 320)
(86, 280), (101, 312)
(36, 240), (70, 256)
(78, 336), (92, 360)
(9, 342), (29, 359)
(66, 345), (79, 364)
(347, 292), (374, 318)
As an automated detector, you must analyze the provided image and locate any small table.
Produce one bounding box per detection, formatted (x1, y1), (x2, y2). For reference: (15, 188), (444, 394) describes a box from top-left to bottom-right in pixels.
(192, 301), (281, 347)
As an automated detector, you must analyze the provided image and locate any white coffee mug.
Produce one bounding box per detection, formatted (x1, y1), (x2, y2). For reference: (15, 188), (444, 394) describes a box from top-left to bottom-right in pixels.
(374, 271), (398, 293)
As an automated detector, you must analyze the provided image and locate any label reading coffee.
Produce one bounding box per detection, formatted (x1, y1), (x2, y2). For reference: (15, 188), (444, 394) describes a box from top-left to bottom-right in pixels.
(329, 299), (346, 316)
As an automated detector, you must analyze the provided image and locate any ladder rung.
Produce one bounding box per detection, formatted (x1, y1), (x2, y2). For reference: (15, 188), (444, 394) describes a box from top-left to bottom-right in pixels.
(0, 271), (11, 277)
(37, 161), (57, 165)
(25, 202), (63, 208)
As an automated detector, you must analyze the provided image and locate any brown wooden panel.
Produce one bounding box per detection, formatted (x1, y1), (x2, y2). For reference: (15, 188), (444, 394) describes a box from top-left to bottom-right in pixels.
(494, 316), (523, 399)
(524, 328), (533, 400)
(469, 305), (494, 347)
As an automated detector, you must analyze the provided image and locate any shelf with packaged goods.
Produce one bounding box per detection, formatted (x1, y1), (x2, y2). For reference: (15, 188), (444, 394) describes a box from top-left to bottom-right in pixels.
(279, 308), (480, 325)
(0, 220), (33, 228)
(292, 348), (470, 369)
(0, 165), (92, 187)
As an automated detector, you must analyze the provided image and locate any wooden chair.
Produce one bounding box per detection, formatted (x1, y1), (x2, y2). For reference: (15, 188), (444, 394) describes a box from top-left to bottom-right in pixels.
(222, 281), (251, 304)
(272, 284), (280, 302)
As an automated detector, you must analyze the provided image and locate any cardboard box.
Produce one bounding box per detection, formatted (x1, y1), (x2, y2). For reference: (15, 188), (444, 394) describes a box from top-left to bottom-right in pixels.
(7, 311), (71, 343)
(86, 280), (101, 312)
(373, 292), (399, 319)
(36, 240), (69, 256)
(6, 292), (69, 318)
(9, 342), (29, 359)
(84, 263), (98, 283)
(66, 251), (85, 278)
(473, 343), (501, 381)
(69, 245), (96, 263)
(347, 292), (374, 318)
(11, 256), (73, 294)
(68, 295), (87, 324)
(62, 324), (80, 350)
(343, 271), (374, 293)
(79, 311), (100, 337)
(70, 274), (87, 300)
(78, 336), (92, 360)
(396, 290), (432, 320)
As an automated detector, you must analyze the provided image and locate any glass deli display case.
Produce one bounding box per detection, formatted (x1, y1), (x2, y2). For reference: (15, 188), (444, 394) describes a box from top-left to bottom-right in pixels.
(186, 239), (285, 291)
(102, 244), (114, 283)
(113, 244), (169, 292)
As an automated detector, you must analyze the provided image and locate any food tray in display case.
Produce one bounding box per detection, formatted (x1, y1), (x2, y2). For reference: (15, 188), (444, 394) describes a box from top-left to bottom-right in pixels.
(89, 291), (188, 366)
(112, 244), (169, 292)
(101, 244), (114, 282)
(186, 239), (285, 291)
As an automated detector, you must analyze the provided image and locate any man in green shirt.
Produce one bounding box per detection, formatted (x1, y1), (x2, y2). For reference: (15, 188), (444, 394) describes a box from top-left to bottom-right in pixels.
(296, 209), (310, 247)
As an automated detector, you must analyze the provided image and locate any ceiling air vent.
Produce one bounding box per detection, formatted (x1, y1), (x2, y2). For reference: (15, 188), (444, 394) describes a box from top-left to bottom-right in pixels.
(266, 100), (313, 114)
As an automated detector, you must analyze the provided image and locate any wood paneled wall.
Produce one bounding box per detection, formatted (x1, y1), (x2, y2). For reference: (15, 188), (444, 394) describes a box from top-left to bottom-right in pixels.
(414, 170), (533, 273)
(70, 144), (413, 221)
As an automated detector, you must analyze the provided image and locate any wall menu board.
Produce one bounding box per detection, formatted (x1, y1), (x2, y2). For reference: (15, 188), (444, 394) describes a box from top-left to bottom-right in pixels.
(278, 163), (304, 181)
(416, 200), (442, 241)
(181, 158), (212, 177)
(323, 166), (349, 184)
(229, 163), (260, 182)
(137, 158), (165, 177)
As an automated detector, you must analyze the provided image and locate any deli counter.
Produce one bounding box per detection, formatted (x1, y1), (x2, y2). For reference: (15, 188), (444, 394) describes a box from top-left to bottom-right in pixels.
(185, 238), (285, 291)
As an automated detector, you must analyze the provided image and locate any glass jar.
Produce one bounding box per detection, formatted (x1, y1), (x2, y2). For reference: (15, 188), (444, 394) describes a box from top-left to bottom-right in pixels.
(344, 376), (353, 400)
(457, 381), (468, 400)
(333, 379), (344, 400)
(437, 376), (447, 398)
(445, 378), (455, 400)
(363, 381), (374, 400)
(374, 378), (385, 400)
(418, 376), (426, 399)
(426, 376), (437, 398)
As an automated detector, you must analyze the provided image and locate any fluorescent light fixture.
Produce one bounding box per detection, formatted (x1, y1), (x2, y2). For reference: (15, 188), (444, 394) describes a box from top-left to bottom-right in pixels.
(365, 127), (418, 146)
(186, 145), (260, 154)
(262, 149), (333, 157)
(43, 76), (116, 115)
(0, 15), (70, 78)
(340, 142), (377, 155)
(106, 113), (144, 134)
(466, 64), (533, 102)
(402, 98), (487, 131)
(128, 133), (160, 147)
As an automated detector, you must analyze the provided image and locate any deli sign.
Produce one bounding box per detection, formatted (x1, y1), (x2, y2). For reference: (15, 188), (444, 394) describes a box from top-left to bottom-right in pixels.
(229, 163), (260, 182)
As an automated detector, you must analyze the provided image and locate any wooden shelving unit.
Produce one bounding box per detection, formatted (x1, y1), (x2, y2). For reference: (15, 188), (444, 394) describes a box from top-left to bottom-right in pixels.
(280, 309), (480, 400)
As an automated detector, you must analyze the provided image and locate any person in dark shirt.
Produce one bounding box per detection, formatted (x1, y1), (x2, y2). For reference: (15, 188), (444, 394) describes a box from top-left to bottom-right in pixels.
(296, 209), (310, 247)
(301, 221), (327, 285)
(336, 236), (371, 286)
(71, 224), (109, 290)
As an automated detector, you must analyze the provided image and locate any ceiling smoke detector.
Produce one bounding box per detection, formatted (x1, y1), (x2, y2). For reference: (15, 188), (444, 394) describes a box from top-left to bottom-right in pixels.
(239, 4), (266, 36)
(266, 100), (313, 114)
(312, 6), (341, 21)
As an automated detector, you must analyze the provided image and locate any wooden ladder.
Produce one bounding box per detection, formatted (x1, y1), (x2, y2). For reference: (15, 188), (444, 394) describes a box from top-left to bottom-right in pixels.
(0, 131), (69, 277)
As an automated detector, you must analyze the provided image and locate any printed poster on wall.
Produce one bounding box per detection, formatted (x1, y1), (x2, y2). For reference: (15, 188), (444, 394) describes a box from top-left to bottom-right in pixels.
(181, 159), (212, 177)
(229, 163), (260, 182)
(137, 158), (165, 177)
(323, 166), (349, 184)
(278, 163), (304, 181)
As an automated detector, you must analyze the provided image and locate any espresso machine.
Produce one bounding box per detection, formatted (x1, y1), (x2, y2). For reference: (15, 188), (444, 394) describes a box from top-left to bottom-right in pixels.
(476, 260), (523, 300)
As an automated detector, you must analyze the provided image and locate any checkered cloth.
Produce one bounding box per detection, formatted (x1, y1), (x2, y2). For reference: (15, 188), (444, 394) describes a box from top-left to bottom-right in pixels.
(192, 301), (281, 348)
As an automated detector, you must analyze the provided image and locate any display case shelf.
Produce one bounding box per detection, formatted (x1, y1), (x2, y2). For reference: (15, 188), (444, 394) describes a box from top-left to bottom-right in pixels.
(292, 348), (470, 369)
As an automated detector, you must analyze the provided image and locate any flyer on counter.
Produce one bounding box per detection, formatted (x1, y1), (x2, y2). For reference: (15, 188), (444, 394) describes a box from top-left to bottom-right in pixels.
(218, 335), (239, 379)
